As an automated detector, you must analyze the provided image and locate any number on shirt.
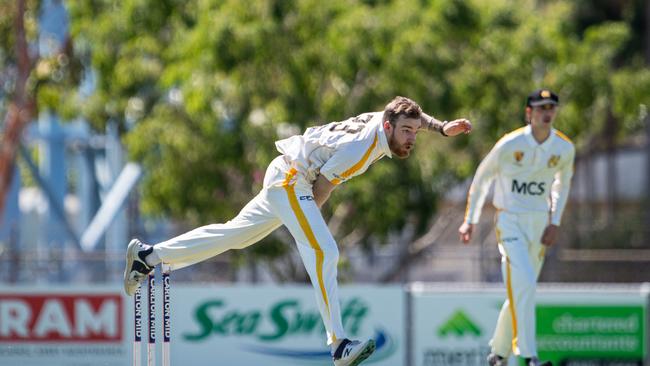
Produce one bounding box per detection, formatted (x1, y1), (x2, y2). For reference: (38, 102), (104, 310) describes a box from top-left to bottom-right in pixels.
(328, 114), (372, 134)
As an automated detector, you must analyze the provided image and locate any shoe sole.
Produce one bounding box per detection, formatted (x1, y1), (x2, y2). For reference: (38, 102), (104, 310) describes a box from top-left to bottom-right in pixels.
(348, 340), (376, 366)
(123, 239), (141, 296)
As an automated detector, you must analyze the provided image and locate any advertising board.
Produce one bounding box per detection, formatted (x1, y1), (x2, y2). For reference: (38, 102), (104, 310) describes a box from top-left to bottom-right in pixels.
(0, 287), (127, 366)
(410, 285), (647, 366)
(0, 284), (404, 366)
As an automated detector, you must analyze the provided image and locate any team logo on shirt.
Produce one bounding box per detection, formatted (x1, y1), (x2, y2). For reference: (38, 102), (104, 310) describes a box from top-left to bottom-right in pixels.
(547, 155), (561, 168)
(512, 179), (546, 195)
(514, 151), (524, 165)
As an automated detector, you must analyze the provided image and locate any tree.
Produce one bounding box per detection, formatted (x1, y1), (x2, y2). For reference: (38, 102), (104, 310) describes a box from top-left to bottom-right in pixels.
(60, 0), (650, 281)
(0, 0), (36, 223)
(0, 0), (81, 223)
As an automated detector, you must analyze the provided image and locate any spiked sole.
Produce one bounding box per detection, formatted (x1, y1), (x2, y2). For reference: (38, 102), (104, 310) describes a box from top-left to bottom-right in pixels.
(348, 340), (376, 366)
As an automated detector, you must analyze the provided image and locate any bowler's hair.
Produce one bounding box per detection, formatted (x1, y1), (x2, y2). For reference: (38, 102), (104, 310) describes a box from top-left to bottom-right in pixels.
(383, 96), (422, 126)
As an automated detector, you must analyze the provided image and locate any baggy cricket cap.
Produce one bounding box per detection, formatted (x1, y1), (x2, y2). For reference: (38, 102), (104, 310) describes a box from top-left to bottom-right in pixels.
(526, 89), (559, 107)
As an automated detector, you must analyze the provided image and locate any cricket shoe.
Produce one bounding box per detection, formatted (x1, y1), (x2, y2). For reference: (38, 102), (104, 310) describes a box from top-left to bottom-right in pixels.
(487, 353), (508, 366)
(332, 339), (376, 366)
(123, 239), (154, 296)
(525, 358), (552, 366)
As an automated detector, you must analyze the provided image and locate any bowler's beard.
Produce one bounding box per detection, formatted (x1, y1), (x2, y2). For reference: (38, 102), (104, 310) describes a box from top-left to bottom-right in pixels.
(388, 131), (412, 159)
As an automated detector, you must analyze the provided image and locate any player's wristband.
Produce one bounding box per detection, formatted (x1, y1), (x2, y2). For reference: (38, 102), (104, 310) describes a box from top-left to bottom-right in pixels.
(440, 120), (449, 137)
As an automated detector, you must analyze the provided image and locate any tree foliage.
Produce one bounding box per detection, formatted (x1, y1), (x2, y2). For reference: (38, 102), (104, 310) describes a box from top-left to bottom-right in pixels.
(57, 0), (650, 273)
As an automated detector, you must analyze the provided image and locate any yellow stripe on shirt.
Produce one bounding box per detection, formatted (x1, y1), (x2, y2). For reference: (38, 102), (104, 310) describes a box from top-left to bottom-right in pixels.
(463, 187), (472, 223)
(554, 130), (573, 144)
(496, 126), (527, 145)
(331, 132), (379, 185)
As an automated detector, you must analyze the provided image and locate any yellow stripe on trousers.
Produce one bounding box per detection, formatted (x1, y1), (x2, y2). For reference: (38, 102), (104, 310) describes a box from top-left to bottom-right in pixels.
(505, 256), (519, 353)
(496, 224), (519, 354)
(282, 169), (334, 338)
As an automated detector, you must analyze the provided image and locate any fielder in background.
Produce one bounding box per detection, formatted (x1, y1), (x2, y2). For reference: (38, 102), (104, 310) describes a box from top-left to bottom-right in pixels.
(458, 89), (575, 366)
(124, 96), (472, 366)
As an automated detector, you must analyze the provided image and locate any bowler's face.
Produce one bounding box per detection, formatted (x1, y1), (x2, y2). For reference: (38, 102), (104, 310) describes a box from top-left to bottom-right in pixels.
(387, 116), (420, 159)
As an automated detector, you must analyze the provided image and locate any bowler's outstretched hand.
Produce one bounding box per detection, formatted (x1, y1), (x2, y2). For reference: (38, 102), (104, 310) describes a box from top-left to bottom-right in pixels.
(443, 119), (472, 136)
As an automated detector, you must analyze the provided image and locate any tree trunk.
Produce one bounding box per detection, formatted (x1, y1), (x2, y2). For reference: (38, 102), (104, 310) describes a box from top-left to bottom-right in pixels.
(0, 0), (36, 222)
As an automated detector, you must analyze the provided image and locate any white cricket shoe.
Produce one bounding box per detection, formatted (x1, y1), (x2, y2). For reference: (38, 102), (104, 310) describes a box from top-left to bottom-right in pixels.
(332, 339), (376, 366)
(123, 239), (154, 296)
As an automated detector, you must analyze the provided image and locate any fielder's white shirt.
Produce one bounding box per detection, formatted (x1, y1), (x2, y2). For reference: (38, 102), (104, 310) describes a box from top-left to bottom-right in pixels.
(274, 112), (392, 189)
(464, 125), (575, 225)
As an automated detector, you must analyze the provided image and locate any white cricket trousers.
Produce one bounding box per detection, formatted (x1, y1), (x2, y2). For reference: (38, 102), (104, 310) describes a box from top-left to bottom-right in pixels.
(152, 156), (347, 345)
(490, 210), (548, 358)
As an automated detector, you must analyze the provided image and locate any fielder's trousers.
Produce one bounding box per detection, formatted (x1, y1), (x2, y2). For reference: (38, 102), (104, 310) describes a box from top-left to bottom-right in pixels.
(490, 210), (548, 358)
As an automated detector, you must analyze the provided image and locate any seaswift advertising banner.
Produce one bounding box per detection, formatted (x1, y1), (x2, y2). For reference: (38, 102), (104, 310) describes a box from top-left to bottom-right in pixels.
(171, 285), (405, 366)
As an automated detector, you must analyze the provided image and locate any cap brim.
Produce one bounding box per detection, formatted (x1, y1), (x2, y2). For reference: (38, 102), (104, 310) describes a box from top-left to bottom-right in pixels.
(529, 100), (558, 107)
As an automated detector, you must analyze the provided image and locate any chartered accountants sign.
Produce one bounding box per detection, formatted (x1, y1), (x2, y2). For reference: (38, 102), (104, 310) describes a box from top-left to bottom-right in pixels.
(537, 305), (645, 365)
(410, 285), (648, 366)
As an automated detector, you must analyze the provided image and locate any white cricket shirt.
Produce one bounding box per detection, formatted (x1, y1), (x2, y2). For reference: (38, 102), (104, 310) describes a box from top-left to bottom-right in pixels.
(274, 112), (392, 189)
(464, 125), (575, 225)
